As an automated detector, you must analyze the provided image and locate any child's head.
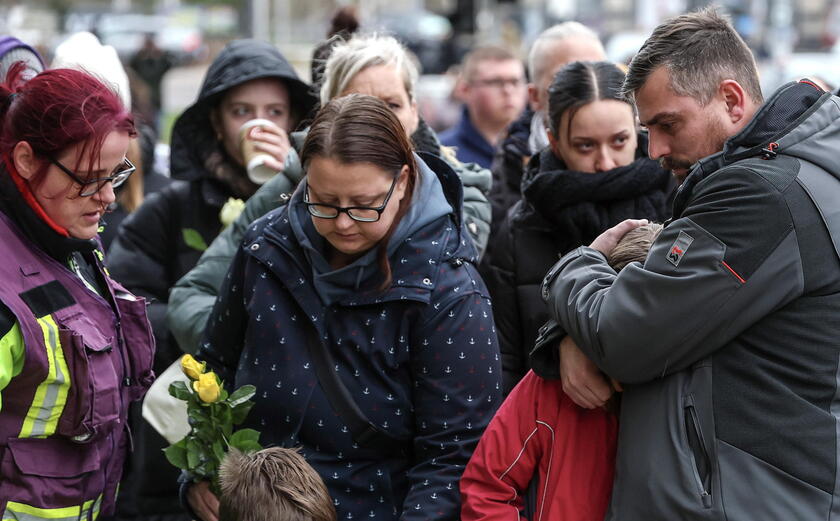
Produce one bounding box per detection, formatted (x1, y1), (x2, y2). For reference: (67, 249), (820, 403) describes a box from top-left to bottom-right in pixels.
(219, 448), (336, 521)
(607, 223), (663, 271)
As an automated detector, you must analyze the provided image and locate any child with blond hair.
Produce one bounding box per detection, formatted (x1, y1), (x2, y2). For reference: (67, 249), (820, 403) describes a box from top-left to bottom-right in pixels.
(219, 448), (336, 521)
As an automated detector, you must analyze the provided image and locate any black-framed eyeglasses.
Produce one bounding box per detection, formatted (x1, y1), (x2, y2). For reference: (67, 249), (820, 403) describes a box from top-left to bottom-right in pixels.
(302, 175), (399, 223)
(49, 156), (136, 197)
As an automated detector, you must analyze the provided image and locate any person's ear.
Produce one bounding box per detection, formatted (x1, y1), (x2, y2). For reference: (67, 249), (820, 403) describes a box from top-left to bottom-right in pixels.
(408, 100), (420, 134)
(209, 107), (223, 141)
(719, 79), (747, 125)
(12, 141), (38, 180)
(396, 165), (410, 197)
(546, 128), (564, 160)
(453, 77), (470, 103)
(527, 83), (540, 111)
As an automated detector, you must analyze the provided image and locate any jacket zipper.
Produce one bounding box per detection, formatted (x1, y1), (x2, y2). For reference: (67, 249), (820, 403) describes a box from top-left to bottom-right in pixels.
(684, 397), (712, 508)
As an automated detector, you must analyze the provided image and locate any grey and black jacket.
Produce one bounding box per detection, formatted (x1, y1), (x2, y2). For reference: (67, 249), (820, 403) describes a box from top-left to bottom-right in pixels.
(531, 80), (840, 520)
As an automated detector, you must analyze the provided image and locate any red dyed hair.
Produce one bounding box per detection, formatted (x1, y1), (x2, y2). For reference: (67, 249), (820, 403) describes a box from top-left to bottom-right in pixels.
(0, 61), (136, 189)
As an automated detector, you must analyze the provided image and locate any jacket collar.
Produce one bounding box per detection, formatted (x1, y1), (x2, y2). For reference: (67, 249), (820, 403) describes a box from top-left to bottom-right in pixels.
(0, 164), (97, 262)
(454, 106), (495, 158)
(672, 80), (827, 218)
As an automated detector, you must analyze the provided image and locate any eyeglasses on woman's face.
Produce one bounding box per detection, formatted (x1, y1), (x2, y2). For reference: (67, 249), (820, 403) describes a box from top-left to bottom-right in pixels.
(303, 175), (399, 223)
(48, 156), (136, 197)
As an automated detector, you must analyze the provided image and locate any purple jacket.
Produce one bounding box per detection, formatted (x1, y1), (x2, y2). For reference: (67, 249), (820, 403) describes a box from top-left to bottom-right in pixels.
(0, 211), (155, 518)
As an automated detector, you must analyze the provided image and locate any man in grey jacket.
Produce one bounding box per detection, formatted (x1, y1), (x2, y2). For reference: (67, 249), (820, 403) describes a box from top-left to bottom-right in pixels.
(532, 7), (840, 520)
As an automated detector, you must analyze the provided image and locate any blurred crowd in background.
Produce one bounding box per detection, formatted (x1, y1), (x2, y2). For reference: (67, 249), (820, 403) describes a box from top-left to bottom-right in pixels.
(6, 0), (840, 145)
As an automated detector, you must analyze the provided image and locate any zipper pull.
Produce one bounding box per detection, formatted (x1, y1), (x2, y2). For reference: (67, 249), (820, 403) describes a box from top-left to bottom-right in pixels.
(761, 142), (779, 159)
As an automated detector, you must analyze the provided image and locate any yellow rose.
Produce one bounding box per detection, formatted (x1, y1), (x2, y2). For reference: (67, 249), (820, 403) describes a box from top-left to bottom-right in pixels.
(219, 198), (246, 228)
(193, 372), (221, 403)
(181, 354), (206, 380)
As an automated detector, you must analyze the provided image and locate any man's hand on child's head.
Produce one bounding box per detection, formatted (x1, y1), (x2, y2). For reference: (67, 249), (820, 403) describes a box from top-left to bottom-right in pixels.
(589, 218), (650, 257)
(558, 335), (614, 409)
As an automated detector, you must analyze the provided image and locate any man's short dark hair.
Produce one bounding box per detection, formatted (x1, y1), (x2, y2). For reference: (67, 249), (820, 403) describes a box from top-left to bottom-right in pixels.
(623, 6), (763, 106)
(219, 448), (336, 521)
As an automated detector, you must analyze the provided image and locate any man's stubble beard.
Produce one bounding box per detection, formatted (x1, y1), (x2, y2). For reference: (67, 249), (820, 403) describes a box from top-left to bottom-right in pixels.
(659, 114), (730, 183)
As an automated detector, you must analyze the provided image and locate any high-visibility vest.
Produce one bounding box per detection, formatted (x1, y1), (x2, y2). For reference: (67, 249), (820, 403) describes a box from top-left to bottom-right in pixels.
(0, 211), (155, 519)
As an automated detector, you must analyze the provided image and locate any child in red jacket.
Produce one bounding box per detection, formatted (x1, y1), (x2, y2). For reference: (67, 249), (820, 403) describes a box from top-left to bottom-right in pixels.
(461, 224), (662, 521)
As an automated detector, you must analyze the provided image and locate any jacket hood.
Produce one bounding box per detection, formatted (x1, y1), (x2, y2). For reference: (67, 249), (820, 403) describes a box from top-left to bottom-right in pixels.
(170, 39), (317, 182)
(288, 152), (454, 305)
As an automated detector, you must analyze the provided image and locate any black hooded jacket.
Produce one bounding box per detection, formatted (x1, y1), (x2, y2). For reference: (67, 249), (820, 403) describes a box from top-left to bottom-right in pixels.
(487, 107), (534, 241)
(104, 39), (316, 521)
(482, 145), (673, 393)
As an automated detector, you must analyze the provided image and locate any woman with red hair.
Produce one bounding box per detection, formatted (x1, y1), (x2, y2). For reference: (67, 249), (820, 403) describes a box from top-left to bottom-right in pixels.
(0, 63), (155, 520)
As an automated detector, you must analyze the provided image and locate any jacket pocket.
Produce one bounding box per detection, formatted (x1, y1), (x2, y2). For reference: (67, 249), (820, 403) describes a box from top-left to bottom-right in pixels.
(56, 318), (121, 442)
(0, 436), (101, 510)
(684, 394), (712, 508)
(114, 292), (156, 402)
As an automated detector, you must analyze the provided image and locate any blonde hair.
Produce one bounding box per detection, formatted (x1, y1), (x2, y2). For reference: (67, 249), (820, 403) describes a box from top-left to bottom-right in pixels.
(117, 137), (144, 213)
(607, 223), (663, 271)
(319, 34), (419, 105)
(219, 448), (336, 521)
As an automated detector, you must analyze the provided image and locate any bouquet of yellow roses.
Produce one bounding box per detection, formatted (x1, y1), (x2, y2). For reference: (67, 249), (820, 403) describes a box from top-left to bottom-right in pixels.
(164, 354), (262, 493)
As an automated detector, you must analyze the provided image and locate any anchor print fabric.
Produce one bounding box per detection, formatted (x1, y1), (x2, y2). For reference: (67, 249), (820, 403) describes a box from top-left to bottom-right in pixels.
(199, 173), (502, 520)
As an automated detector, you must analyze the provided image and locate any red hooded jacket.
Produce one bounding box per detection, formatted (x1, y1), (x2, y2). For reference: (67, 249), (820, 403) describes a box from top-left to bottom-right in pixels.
(461, 370), (618, 521)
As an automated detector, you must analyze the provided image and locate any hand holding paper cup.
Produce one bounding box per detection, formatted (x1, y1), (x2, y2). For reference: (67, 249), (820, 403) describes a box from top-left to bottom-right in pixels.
(239, 118), (284, 184)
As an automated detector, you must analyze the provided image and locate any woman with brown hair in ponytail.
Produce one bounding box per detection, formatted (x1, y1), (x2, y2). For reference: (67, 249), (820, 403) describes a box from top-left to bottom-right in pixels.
(188, 94), (501, 521)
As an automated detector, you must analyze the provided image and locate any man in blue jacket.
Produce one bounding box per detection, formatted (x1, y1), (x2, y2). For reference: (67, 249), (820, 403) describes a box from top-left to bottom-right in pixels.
(532, 7), (840, 520)
(440, 46), (526, 168)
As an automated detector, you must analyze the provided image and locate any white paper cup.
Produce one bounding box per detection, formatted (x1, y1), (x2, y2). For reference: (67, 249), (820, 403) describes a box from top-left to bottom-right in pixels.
(239, 118), (279, 184)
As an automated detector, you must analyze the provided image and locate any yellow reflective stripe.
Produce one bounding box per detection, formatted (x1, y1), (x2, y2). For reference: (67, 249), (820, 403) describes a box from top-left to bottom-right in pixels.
(18, 315), (70, 438)
(3, 495), (101, 521)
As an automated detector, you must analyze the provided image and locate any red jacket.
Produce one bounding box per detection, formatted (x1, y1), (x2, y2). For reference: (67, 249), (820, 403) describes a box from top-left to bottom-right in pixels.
(461, 371), (618, 521)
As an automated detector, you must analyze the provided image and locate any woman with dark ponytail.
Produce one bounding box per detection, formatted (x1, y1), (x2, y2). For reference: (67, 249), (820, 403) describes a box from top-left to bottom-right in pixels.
(187, 94), (501, 521)
(0, 63), (154, 520)
(481, 61), (673, 394)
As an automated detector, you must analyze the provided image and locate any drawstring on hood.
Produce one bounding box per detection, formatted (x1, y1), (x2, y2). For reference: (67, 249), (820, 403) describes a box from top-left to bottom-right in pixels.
(288, 153), (453, 306)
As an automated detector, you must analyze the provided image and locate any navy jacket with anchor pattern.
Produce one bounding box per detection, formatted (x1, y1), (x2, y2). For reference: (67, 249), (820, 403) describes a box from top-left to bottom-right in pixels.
(198, 153), (502, 520)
